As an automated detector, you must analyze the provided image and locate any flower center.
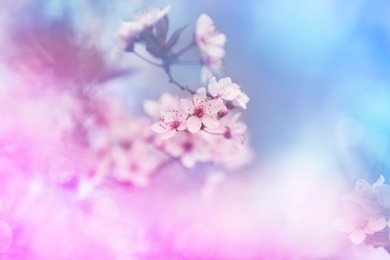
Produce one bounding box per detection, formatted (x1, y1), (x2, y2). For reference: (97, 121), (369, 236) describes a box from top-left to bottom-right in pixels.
(183, 142), (193, 152)
(224, 127), (232, 139)
(193, 107), (204, 118)
(170, 121), (180, 129)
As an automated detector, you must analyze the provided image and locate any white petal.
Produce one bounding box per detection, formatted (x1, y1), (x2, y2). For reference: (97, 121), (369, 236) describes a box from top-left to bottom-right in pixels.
(237, 92), (250, 109)
(202, 115), (219, 129)
(219, 77), (232, 85)
(205, 99), (224, 114)
(177, 121), (187, 131)
(187, 117), (202, 133)
(178, 107), (188, 119)
(359, 198), (381, 214)
(373, 175), (385, 187)
(181, 99), (194, 113)
(208, 77), (218, 97)
(160, 106), (173, 119)
(349, 229), (366, 245)
(221, 88), (241, 100)
(181, 155), (196, 168)
(368, 215), (388, 232)
(233, 122), (247, 134)
(161, 129), (176, 140)
(151, 121), (168, 133)
(194, 87), (207, 106)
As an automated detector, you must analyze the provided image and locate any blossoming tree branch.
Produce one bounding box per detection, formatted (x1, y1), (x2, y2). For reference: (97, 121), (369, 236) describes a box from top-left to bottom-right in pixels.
(105, 6), (251, 186)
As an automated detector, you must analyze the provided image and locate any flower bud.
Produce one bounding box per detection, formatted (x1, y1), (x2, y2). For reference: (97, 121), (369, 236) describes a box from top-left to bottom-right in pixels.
(217, 105), (228, 119)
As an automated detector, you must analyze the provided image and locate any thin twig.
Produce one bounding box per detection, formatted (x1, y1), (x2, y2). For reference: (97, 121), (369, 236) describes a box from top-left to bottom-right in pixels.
(163, 64), (197, 95)
(133, 51), (162, 67)
(170, 60), (202, 66)
(203, 129), (224, 136)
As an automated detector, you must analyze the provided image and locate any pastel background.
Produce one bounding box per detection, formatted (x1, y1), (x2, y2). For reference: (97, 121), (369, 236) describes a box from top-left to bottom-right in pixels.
(0, 0), (389, 259)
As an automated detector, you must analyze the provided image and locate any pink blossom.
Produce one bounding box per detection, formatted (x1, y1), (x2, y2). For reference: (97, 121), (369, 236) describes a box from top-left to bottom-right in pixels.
(205, 112), (247, 148)
(151, 107), (187, 139)
(335, 176), (390, 246)
(180, 87), (223, 133)
(333, 197), (375, 245)
(164, 131), (211, 168)
(111, 140), (162, 187)
(195, 14), (226, 82)
(208, 77), (241, 100)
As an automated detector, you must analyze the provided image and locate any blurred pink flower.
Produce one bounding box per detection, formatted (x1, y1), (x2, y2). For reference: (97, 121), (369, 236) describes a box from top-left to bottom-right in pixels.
(206, 112), (247, 148)
(164, 131), (211, 168)
(113, 5), (171, 54)
(333, 197), (375, 245)
(111, 140), (162, 187)
(335, 176), (390, 247)
(181, 88), (223, 133)
(195, 14), (226, 82)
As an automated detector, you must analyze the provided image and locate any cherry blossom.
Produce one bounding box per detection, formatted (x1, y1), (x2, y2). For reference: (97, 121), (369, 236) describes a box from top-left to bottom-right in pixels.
(164, 131), (211, 168)
(335, 176), (390, 247)
(194, 14), (226, 82)
(208, 77), (241, 100)
(333, 197), (375, 245)
(180, 87), (223, 133)
(113, 5), (171, 54)
(205, 112), (247, 148)
(151, 107), (187, 139)
(111, 140), (163, 187)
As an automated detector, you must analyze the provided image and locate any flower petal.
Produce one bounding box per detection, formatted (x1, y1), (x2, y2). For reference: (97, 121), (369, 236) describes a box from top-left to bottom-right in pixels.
(233, 92), (249, 109)
(194, 87), (207, 106)
(202, 114), (219, 129)
(177, 121), (187, 131)
(160, 106), (173, 119)
(368, 215), (387, 232)
(205, 99), (224, 114)
(187, 117), (202, 133)
(349, 229), (366, 245)
(208, 77), (218, 97)
(181, 99), (194, 113)
(221, 88), (241, 100)
(373, 175), (385, 188)
(151, 121), (168, 133)
(161, 129), (176, 140)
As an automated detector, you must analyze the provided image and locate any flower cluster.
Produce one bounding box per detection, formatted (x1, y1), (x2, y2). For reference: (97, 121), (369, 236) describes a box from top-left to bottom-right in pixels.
(144, 88), (250, 169)
(334, 176), (390, 251)
(0, 5), (253, 195)
(112, 6), (251, 172)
